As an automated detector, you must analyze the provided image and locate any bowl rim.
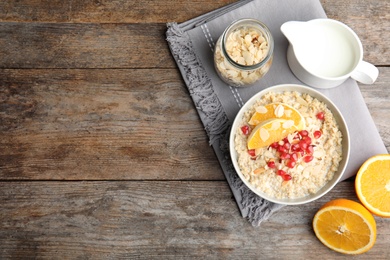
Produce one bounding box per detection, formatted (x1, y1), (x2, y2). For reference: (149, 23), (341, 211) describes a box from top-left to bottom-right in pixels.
(229, 84), (350, 205)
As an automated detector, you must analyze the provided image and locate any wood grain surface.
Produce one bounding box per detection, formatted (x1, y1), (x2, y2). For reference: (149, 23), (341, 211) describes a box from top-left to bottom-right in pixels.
(1, 68), (389, 180)
(0, 0), (389, 258)
(0, 0), (389, 68)
(0, 0), (238, 23)
(1, 181), (389, 259)
(0, 69), (223, 180)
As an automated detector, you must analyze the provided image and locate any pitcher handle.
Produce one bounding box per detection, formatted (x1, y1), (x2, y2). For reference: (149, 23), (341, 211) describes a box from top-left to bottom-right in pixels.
(350, 60), (379, 85)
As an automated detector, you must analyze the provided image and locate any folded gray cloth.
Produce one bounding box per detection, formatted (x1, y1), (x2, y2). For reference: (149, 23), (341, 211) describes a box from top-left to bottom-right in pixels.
(166, 0), (387, 226)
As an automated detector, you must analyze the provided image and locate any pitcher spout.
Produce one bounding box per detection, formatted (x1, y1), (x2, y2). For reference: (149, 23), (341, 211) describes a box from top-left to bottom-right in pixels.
(280, 21), (308, 46)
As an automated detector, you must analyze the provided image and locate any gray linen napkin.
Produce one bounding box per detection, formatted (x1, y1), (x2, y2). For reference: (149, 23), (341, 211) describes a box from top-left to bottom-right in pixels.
(166, 0), (387, 226)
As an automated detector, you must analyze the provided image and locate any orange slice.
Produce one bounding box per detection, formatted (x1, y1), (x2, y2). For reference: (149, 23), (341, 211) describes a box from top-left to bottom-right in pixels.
(313, 199), (377, 255)
(247, 118), (298, 149)
(355, 154), (390, 217)
(248, 102), (305, 130)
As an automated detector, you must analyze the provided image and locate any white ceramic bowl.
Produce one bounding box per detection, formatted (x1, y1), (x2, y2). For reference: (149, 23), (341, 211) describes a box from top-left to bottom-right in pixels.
(229, 84), (350, 205)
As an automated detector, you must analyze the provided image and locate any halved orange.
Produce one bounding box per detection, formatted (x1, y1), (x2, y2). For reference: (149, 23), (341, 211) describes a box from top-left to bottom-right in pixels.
(247, 118), (298, 149)
(313, 198), (376, 255)
(355, 154), (390, 218)
(248, 102), (305, 130)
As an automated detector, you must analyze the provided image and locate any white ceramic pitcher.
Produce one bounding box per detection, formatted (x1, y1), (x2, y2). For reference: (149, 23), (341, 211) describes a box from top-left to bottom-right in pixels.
(281, 19), (379, 89)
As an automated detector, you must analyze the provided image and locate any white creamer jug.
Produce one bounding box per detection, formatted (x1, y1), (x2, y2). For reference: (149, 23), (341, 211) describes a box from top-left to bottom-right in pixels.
(281, 19), (378, 89)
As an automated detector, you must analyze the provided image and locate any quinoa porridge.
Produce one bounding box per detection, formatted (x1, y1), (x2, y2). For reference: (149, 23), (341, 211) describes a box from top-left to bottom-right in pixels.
(234, 91), (343, 199)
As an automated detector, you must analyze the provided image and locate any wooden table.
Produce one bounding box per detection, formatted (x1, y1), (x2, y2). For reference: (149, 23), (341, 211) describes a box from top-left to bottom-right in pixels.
(1, 0), (389, 258)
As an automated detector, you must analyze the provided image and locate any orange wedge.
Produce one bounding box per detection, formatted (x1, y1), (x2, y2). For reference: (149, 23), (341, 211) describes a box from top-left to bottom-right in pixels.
(248, 102), (305, 129)
(247, 118), (298, 149)
(313, 199), (377, 255)
(355, 154), (390, 218)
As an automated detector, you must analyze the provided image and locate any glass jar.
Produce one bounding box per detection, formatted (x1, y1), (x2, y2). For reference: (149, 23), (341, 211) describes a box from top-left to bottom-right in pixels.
(214, 18), (274, 87)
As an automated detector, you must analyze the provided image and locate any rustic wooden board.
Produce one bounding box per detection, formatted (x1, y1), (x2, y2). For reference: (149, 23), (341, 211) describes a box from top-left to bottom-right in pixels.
(0, 1), (389, 69)
(1, 68), (389, 180)
(0, 68), (224, 180)
(0, 0), (387, 25)
(0, 181), (389, 259)
(0, 0), (238, 23)
(0, 23), (176, 69)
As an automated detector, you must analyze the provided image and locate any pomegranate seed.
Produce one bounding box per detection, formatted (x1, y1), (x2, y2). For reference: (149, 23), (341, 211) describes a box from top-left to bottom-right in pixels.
(302, 136), (312, 144)
(291, 152), (299, 162)
(286, 160), (296, 168)
(314, 130), (322, 139)
(299, 140), (308, 150)
(299, 130), (309, 137)
(283, 142), (291, 150)
(241, 125), (250, 135)
(267, 161), (276, 168)
(306, 145), (314, 155)
(316, 112), (325, 120)
(270, 142), (279, 149)
(248, 149), (256, 157)
(280, 152), (290, 160)
(278, 146), (287, 153)
(277, 169), (287, 176)
(303, 155), (314, 163)
(291, 143), (300, 152)
(283, 137), (290, 144)
(282, 174), (292, 181)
